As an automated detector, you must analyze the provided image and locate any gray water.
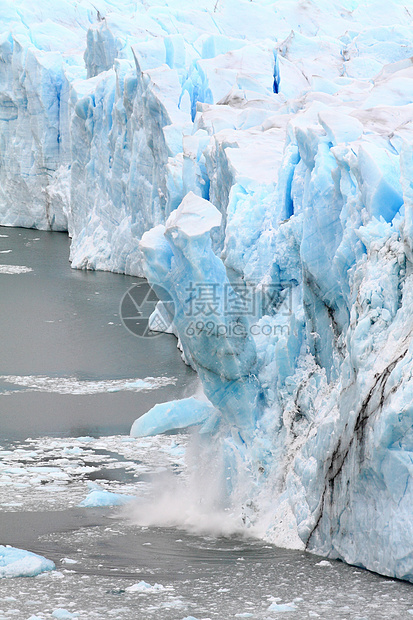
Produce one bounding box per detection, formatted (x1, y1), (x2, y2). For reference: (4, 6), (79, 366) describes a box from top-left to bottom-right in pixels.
(0, 227), (196, 440)
(1, 226), (413, 620)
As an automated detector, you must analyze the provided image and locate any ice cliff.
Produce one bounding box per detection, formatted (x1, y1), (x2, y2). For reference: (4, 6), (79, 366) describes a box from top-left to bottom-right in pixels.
(2, 0), (413, 581)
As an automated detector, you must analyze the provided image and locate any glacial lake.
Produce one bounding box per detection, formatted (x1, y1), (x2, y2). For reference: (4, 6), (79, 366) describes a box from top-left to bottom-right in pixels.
(1, 226), (413, 620)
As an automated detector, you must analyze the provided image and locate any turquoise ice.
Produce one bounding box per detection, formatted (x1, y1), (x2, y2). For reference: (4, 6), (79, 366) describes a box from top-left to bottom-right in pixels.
(0, 545), (55, 578)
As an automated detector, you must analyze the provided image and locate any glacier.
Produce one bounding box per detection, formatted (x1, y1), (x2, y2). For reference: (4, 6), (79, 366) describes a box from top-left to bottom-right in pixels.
(2, 0), (413, 582)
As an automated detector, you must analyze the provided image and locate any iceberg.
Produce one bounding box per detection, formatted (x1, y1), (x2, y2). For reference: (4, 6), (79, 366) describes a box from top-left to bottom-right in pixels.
(79, 486), (135, 507)
(0, 545), (55, 578)
(2, 0), (413, 583)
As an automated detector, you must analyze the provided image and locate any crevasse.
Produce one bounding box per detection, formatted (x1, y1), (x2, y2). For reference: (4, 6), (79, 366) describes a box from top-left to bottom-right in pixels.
(2, 0), (413, 581)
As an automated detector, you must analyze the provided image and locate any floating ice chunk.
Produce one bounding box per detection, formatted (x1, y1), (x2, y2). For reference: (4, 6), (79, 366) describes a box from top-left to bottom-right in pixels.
(315, 560), (333, 567)
(51, 610), (79, 619)
(0, 545), (55, 578)
(0, 265), (33, 274)
(62, 447), (83, 455)
(268, 601), (297, 613)
(78, 489), (134, 508)
(130, 397), (216, 437)
(125, 581), (166, 593)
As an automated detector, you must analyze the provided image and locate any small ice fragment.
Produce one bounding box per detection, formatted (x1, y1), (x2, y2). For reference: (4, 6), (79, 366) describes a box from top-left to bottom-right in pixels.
(315, 560), (332, 567)
(0, 265), (33, 274)
(78, 489), (135, 508)
(125, 581), (165, 593)
(268, 601), (297, 613)
(52, 610), (79, 619)
(61, 558), (78, 564)
(62, 447), (83, 455)
(47, 571), (65, 579)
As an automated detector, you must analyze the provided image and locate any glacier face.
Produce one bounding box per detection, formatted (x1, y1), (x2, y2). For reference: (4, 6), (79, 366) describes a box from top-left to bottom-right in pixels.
(2, 0), (413, 581)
